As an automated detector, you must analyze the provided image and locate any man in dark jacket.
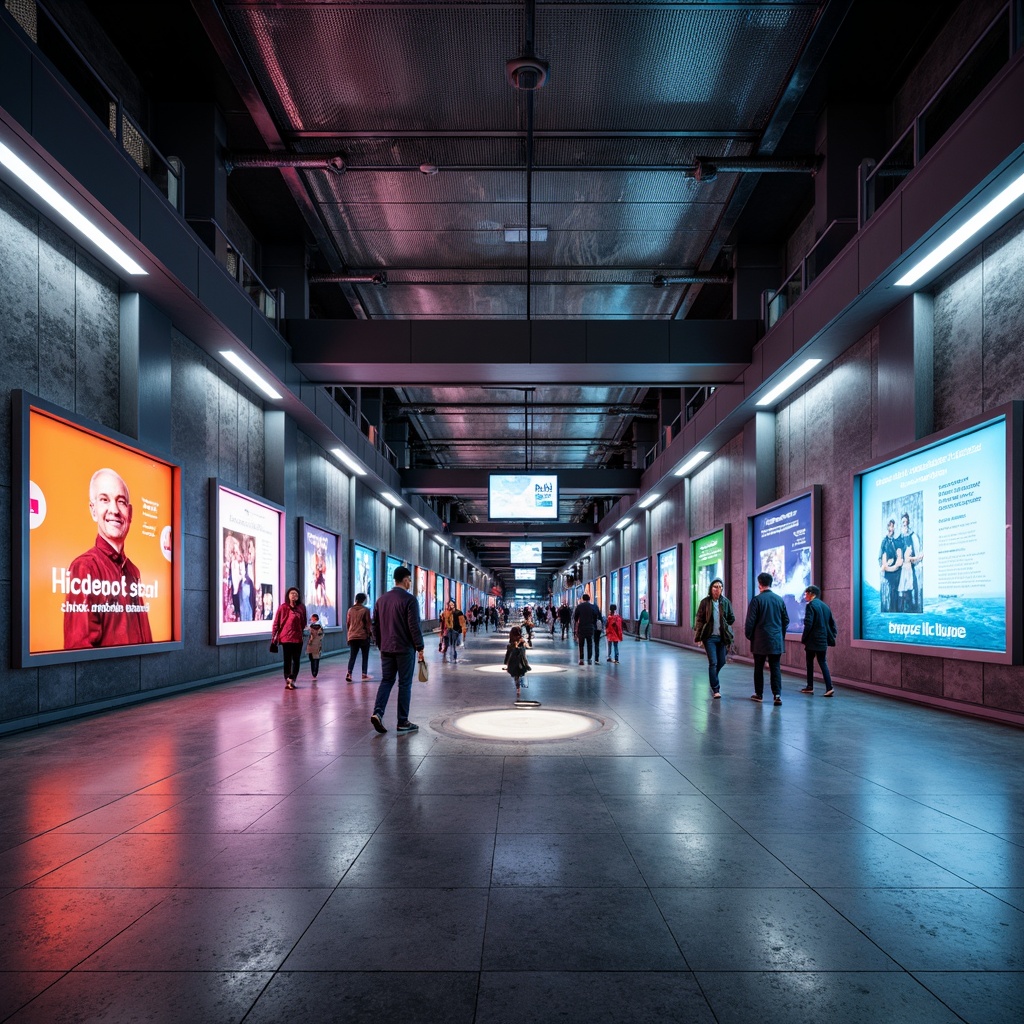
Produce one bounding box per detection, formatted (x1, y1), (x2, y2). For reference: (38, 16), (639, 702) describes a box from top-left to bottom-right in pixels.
(370, 565), (425, 734)
(800, 585), (837, 697)
(572, 593), (601, 665)
(744, 571), (789, 705)
(557, 602), (573, 639)
(693, 578), (735, 698)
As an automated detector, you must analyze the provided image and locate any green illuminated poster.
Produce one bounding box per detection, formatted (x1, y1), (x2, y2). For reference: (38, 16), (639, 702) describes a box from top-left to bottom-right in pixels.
(690, 528), (726, 626)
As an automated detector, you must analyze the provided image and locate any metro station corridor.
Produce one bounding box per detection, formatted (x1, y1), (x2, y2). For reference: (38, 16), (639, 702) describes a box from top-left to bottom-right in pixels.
(0, 630), (1020, 1023)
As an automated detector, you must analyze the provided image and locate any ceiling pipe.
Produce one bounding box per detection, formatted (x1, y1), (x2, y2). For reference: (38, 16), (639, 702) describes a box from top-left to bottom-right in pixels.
(310, 271), (387, 286)
(652, 273), (732, 287)
(693, 155), (821, 182)
(226, 153), (347, 174)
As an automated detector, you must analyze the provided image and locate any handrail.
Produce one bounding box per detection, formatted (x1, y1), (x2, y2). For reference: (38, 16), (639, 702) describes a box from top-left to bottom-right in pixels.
(187, 217), (282, 327)
(3, 0), (184, 214)
(860, 3), (1018, 226)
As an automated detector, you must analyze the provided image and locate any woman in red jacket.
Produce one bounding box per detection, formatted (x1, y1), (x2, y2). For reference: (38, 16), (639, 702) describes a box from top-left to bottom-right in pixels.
(272, 587), (307, 689)
(605, 603), (624, 663)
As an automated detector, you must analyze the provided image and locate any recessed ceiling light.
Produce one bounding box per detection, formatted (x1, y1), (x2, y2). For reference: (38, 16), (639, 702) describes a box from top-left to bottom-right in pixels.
(756, 359), (822, 407)
(675, 451), (710, 477)
(329, 448), (367, 476)
(381, 491), (403, 507)
(220, 351), (282, 400)
(638, 493), (661, 509)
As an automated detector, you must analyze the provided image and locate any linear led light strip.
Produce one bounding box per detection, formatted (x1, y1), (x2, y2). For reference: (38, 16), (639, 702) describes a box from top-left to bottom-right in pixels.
(330, 447), (367, 476)
(0, 140), (147, 275)
(756, 358), (822, 408)
(896, 169), (1024, 287)
(220, 350), (282, 400)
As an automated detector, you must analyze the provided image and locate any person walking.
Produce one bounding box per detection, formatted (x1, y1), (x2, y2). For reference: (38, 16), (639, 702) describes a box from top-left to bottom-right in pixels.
(637, 602), (651, 640)
(605, 603), (624, 662)
(345, 592), (373, 682)
(693, 578), (735, 698)
(744, 571), (789, 705)
(272, 586), (307, 690)
(370, 566), (426, 734)
(440, 600), (467, 662)
(800, 585), (837, 696)
(557, 602), (572, 639)
(306, 613), (324, 681)
(572, 592), (601, 665)
(593, 607), (605, 663)
(503, 625), (532, 700)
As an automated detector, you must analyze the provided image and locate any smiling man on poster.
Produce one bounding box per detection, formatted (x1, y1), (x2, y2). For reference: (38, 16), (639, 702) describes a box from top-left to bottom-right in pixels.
(62, 467), (153, 649)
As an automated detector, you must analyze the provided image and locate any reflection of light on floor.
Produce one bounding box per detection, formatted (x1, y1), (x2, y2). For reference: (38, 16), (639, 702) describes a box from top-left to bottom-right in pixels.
(475, 664), (565, 675)
(448, 708), (604, 740)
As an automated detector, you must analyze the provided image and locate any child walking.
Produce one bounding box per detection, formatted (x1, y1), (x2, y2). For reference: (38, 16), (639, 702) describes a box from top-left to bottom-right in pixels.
(306, 613), (324, 681)
(503, 626), (532, 700)
(605, 604), (623, 662)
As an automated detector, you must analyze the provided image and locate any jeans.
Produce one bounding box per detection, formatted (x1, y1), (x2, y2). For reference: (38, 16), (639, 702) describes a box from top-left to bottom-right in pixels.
(593, 636), (602, 661)
(374, 650), (416, 723)
(805, 649), (832, 689)
(282, 642), (302, 681)
(308, 655), (320, 678)
(347, 638), (371, 676)
(752, 653), (782, 697)
(577, 634), (593, 661)
(608, 640), (619, 661)
(703, 637), (728, 692)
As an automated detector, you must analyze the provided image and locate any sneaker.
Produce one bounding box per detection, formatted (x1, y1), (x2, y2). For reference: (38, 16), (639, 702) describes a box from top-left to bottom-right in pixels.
(712, 691), (721, 699)
(774, 696), (783, 706)
(579, 660), (584, 665)
(370, 713), (387, 734)
(396, 721), (419, 733)
(800, 687), (814, 694)
(345, 674), (352, 682)
(362, 674), (373, 681)
(750, 694), (763, 702)
(822, 689), (834, 697)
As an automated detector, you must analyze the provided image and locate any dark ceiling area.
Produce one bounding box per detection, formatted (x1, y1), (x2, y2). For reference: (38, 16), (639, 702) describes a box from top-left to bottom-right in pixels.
(79, 0), (961, 595)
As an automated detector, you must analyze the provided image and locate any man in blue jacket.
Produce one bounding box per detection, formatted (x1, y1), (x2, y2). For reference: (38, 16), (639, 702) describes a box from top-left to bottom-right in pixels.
(799, 584), (837, 697)
(370, 565), (426, 734)
(744, 571), (790, 705)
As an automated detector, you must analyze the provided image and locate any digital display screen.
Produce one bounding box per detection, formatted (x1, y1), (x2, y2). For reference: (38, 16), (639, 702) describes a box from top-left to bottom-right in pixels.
(301, 521), (339, 628)
(610, 569), (619, 612)
(427, 570), (437, 619)
(414, 565), (428, 619)
(620, 565), (631, 618)
(749, 490), (818, 634)
(657, 546), (679, 624)
(385, 554), (404, 589)
(855, 415), (1010, 656)
(515, 568), (536, 580)
(510, 540), (543, 564)
(635, 558), (649, 620)
(16, 396), (182, 664)
(352, 542), (376, 615)
(489, 474), (558, 520)
(215, 483), (284, 641)
(691, 528), (727, 627)
(435, 572), (444, 613)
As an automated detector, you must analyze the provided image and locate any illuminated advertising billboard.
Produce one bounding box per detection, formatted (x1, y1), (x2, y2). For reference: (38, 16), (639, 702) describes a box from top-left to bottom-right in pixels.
(352, 541), (377, 615)
(748, 487), (820, 634)
(510, 540), (543, 564)
(489, 473), (558, 520)
(427, 570), (437, 619)
(385, 554), (404, 589)
(853, 408), (1020, 661)
(435, 572), (444, 613)
(635, 558), (649, 620)
(690, 527), (728, 627)
(414, 565), (428, 619)
(656, 545), (679, 624)
(213, 482), (284, 642)
(610, 569), (619, 612)
(620, 565), (631, 619)
(14, 392), (182, 665)
(515, 568), (537, 580)
(300, 520), (339, 629)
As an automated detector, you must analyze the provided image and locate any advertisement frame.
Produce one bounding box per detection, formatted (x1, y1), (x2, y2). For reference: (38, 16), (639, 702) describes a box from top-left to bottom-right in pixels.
(620, 564), (632, 620)
(488, 473), (559, 521)
(747, 486), (821, 636)
(297, 519), (341, 631)
(13, 391), (184, 667)
(656, 545), (680, 624)
(690, 525), (730, 628)
(351, 539), (377, 619)
(851, 403), (1021, 664)
(211, 480), (285, 645)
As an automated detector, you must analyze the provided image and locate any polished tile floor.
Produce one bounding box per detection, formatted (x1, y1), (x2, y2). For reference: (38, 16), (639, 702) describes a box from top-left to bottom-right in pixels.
(1, 628), (1022, 1023)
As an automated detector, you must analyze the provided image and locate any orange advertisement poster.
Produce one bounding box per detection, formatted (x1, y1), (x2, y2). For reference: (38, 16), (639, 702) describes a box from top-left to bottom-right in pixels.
(28, 407), (178, 654)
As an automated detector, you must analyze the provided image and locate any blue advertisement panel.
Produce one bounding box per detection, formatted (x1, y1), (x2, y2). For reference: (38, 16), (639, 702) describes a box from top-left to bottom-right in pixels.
(301, 521), (339, 628)
(620, 565), (631, 619)
(856, 415), (1008, 654)
(635, 558), (649, 621)
(656, 545), (678, 624)
(750, 492), (816, 634)
(609, 569), (619, 613)
(352, 541), (376, 615)
(385, 554), (404, 589)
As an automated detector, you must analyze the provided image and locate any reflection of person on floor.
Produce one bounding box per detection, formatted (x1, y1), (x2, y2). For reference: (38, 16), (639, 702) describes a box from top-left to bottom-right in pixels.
(878, 519), (900, 612)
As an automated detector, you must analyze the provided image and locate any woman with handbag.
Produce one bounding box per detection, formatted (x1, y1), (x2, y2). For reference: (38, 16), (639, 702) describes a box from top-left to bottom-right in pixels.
(272, 586), (307, 689)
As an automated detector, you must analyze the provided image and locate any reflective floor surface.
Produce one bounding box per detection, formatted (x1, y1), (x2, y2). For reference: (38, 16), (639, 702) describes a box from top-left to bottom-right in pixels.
(1, 629), (1022, 1023)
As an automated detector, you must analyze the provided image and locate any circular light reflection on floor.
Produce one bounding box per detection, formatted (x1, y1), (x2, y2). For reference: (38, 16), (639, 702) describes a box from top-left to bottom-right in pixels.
(444, 707), (607, 741)
(475, 663), (565, 675)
